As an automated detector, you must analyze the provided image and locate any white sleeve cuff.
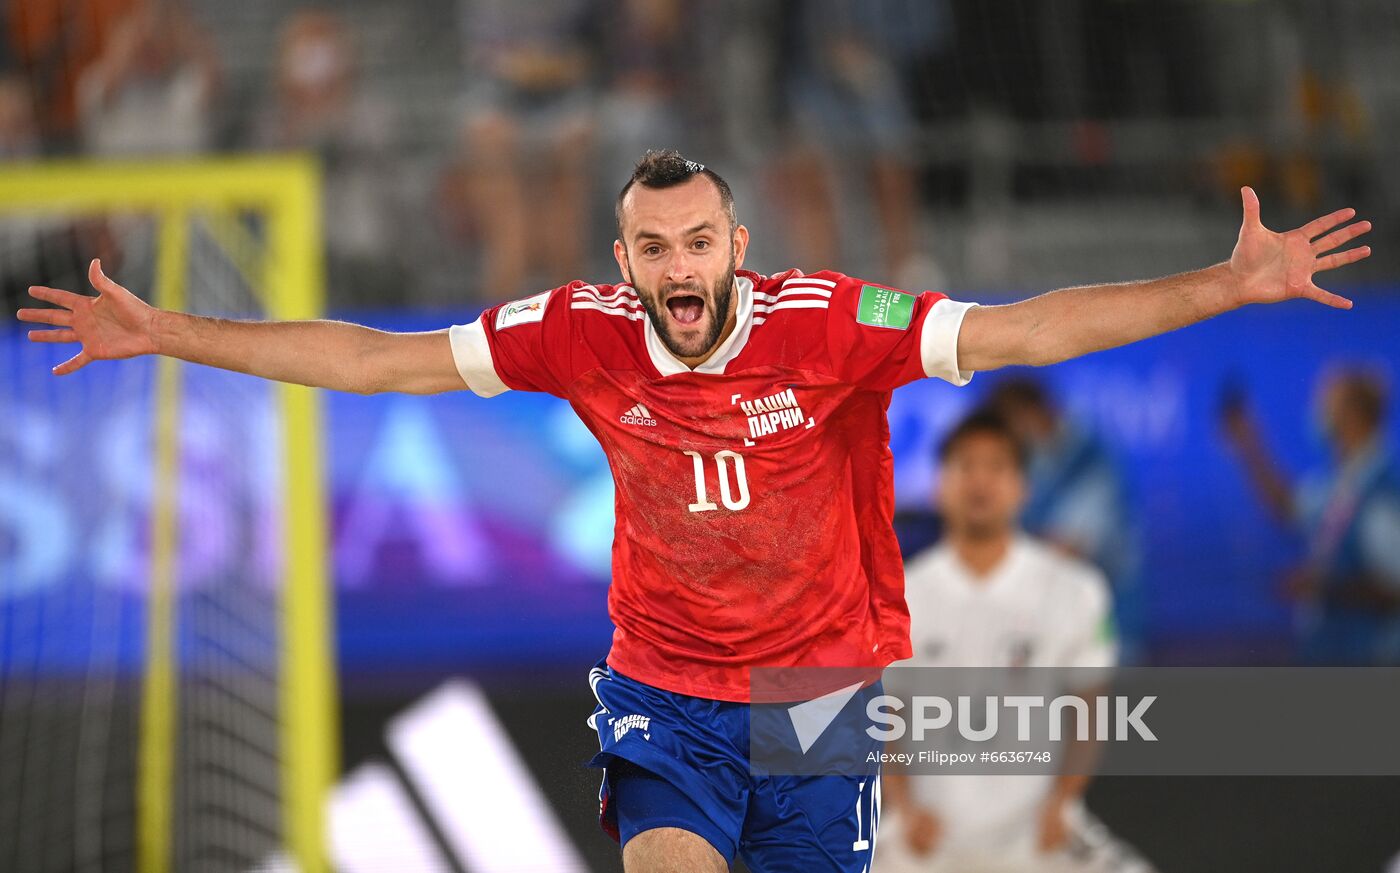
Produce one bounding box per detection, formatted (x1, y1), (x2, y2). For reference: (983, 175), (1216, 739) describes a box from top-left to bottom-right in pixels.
(919, 298), (977, 385)
(448, 319), (510, 398)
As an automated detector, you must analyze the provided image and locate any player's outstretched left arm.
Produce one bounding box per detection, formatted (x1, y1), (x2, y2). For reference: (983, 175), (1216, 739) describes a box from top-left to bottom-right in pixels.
(956, 188), (1372, 372)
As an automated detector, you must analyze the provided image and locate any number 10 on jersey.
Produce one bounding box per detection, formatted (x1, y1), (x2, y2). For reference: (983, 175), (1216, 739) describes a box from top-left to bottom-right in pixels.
(685, 450), (751, 512)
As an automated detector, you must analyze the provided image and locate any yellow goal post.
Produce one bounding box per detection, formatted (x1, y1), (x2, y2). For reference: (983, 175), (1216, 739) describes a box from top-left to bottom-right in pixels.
(0, 156), (336, 873)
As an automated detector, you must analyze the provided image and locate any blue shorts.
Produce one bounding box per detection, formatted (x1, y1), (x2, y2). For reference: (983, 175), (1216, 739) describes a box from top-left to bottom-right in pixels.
(585, 661), (881, 872)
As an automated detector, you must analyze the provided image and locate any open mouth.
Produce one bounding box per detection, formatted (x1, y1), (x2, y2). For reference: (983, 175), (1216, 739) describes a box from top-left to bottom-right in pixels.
(665, 294), (705, 326)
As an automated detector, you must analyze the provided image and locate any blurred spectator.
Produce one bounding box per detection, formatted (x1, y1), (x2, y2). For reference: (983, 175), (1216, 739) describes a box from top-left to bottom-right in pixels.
(256, 9), (405, 308)
(0, 73), (91, 312)
(1223, 368), (1400, 665)
(773, 0), (947, 288)
(1205, 1), (1373, 213)
(880, 410), (1155, 873)
(598, 0), (710, 187)
(0, 18), (9, 71)
(75, 1), (220, 156)
(0, 72), (39, 157)
(986, 377), (1143, 661)
(0, 72), (51, 312)
(450, 0), (598, 300)
(5, 0), (140, 149)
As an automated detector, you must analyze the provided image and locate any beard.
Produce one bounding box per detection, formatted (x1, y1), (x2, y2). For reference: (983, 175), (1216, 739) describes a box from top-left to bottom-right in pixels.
(631, 251), (737, 361)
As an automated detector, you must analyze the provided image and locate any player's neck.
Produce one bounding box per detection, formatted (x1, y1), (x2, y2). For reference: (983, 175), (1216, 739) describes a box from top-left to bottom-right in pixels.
(950, 530), (1014, 580)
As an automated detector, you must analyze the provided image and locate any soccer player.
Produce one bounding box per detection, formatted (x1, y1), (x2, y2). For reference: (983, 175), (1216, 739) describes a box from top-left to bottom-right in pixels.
(984, 378), (1143, 661)
(878, 411), (1153, 873)
(1222, 367), (1400, 664)
(17, 150), (1370, 872)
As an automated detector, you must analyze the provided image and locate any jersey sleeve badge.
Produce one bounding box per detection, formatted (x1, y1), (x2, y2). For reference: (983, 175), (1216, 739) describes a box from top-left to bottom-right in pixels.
(855, 285), (915, 330)
(495, 290), (551, 330)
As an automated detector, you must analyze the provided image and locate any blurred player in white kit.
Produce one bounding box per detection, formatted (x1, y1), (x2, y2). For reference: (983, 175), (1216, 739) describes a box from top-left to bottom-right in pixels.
(876, 410), (1156, 873)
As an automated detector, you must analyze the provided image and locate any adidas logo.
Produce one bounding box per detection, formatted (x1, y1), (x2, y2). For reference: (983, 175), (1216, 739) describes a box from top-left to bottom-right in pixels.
(619, 403), (658, 427)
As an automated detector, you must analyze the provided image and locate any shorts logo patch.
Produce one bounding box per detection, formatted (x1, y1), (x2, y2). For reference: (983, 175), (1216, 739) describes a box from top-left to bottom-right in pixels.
(495, 291), (550, 330)
(613, 713), (651, 742)
(856, 285), (914, 330)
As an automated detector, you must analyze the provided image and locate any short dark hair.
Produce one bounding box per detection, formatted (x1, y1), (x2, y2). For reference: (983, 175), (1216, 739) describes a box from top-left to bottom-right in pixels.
(985, 377), (1053, 416)
(1334, 369), (1388, 429)
(937, 409), (1028, 469)
(615, 149), (736, 239)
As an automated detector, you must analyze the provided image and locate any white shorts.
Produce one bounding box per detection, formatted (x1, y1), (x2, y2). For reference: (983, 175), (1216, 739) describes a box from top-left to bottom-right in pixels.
(873, 802), (1157, 873)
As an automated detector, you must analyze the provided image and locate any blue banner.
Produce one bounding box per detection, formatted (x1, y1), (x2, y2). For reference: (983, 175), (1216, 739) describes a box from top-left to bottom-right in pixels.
(3, 296), (1398, 677)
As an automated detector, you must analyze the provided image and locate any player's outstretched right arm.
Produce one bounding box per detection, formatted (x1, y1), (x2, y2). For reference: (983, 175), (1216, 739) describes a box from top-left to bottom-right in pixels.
(16, 259), (467, 395)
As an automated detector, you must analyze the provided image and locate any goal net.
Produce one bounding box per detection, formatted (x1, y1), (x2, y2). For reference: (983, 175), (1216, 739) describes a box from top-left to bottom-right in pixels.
(0, 158), (335, 873)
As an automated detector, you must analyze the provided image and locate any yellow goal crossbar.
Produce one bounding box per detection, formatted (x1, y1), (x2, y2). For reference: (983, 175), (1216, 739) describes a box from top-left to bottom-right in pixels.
(0, 156), (336, 873)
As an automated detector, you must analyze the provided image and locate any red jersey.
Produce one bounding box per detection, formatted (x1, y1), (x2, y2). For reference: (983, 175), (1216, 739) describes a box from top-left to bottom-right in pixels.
(450, 269), (976, 701)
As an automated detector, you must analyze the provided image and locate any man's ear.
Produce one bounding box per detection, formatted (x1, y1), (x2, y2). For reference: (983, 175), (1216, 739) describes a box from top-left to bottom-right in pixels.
(613, 239), (632, 284)
(732, 225), (750, 271)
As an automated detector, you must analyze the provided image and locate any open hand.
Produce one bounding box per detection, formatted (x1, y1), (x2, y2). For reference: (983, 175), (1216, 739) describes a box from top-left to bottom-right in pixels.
(15, 258), (158, 375)
(1229, 187), (1371, 310)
